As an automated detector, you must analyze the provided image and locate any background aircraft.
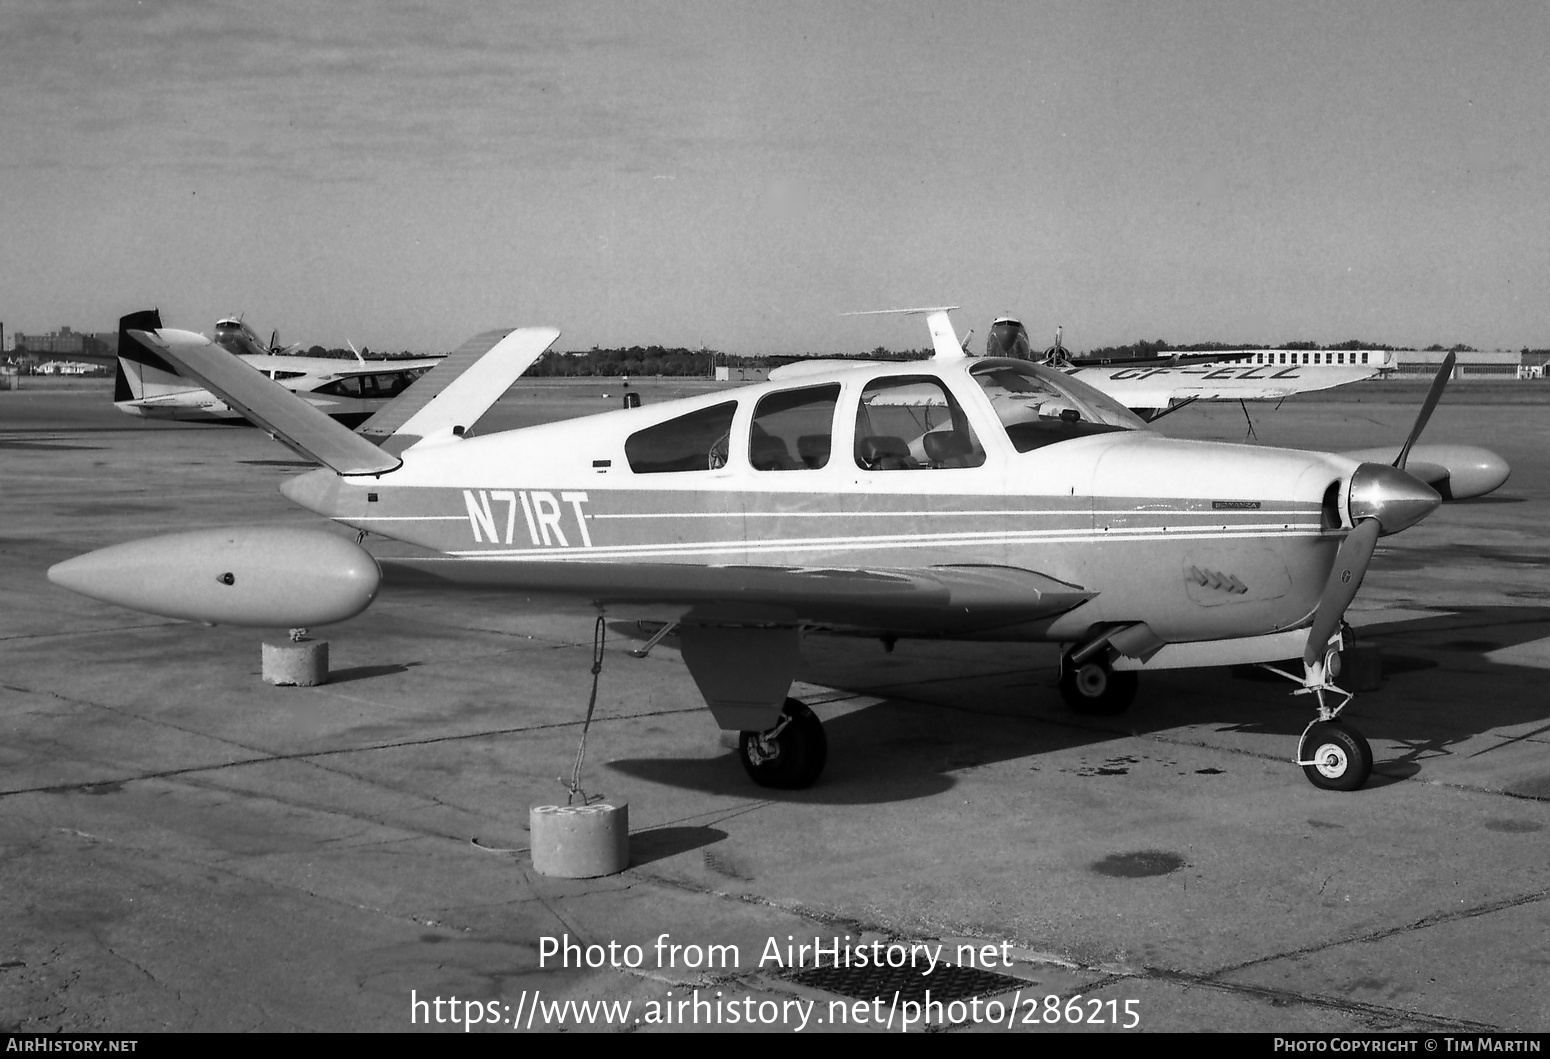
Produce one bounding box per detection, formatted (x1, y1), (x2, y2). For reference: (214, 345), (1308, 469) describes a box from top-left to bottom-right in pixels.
(112, 310), (443, 428)
(212, 315), (302, 359)
(987, 317), (1394, 420)
(987, 317), (1508, 501)
(50, 308), (1457, 795)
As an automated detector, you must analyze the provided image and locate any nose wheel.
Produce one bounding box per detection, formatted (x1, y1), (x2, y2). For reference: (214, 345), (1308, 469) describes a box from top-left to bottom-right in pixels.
(1058, 654), (1138, 716)
(739, 698), (827, 789)
(1297, 720), (1373, 791)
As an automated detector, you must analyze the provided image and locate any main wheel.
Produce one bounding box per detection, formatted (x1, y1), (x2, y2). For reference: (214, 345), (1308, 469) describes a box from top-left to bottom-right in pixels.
(1300, 721), (1373, 791)
(739, 698), (827, 789)
(1058, 657), (1138, 716)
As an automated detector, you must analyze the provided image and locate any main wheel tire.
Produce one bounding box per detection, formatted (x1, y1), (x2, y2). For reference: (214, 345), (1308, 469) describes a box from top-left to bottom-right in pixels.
(1058, 659), (1138, 716)
(738, 699), (827, 789)
(1300, 721), (1373, 791)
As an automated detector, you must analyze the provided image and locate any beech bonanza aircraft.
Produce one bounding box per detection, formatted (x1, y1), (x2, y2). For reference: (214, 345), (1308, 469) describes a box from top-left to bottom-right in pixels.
(112, 310), (444, 427)
(51, 308), (1461, 793)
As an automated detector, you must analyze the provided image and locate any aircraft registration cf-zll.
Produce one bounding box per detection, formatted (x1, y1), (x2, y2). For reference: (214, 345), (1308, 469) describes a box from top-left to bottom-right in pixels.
(112, 310), (444, 428)
(983, 317), (1509, 501)
(51, 308), (1457, 793)
(986, 316), (1396, 420)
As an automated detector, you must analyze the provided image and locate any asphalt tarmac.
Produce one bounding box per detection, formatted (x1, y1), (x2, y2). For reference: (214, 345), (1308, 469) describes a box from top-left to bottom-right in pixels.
(2, 378), (1547, 1033)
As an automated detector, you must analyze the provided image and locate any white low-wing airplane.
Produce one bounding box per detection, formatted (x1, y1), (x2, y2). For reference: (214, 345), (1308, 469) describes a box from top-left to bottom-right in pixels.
(112, 310), (445, 428)
(50, 308), (1457, 793)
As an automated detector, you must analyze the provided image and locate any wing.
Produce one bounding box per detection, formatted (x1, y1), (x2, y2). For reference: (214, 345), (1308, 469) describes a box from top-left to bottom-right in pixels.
(1073, 362), (1381, 411)
(378, 557), (1094, 635)
(357, 327), (560, 452)
(138, 328), (402, 476)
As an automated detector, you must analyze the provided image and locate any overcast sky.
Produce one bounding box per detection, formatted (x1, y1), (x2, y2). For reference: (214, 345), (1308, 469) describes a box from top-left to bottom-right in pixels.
(3, 1), (1546, 354)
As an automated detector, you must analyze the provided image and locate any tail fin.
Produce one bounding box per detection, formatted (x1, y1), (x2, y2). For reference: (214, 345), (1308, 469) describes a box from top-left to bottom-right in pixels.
(357, 326), (560, 453)
(114, 309), (166, 402)
(135, 328), (401, 476)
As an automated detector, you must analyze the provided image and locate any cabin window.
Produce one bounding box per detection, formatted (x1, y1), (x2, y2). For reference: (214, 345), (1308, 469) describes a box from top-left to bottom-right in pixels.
(971, 361), (1139, 453)
(749, 384), (839, 470)
(315, 376), (363, 397)
(854, 376), (985, 470)
(1361, 352), (1369, 364)
(366, 372), (412, 397)
(625, 401), (738, 473)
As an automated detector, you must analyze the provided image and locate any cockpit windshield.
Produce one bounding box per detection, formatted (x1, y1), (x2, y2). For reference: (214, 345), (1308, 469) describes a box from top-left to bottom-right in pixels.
(969, 359), (1146, 453)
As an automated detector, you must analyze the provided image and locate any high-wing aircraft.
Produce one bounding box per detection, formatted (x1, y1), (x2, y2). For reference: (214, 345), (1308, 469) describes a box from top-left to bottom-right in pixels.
(51, 308), (1458, 794)
(986, 317), (1395, 420)
(112, 310), (444, 428)
(985, 317), (1509, 501)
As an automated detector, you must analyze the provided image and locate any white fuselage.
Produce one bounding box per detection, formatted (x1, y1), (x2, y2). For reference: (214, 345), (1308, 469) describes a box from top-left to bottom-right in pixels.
(284, 357), (1360, 649)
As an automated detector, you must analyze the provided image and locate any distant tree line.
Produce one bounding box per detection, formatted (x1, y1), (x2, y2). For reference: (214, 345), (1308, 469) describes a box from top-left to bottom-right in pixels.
(1081, 339), (1510, 360)
(523, 345), (933, 377)
(529, 346), (715, 377)
(1084, 338), (1411, 359)
(301, 346), (424, 360)
(284, 339), (1542, 371)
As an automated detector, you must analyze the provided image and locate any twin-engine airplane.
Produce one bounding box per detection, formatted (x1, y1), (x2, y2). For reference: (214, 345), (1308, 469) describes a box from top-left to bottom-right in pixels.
(51, 308), (1459, 793)
(112, 310), (444, 427)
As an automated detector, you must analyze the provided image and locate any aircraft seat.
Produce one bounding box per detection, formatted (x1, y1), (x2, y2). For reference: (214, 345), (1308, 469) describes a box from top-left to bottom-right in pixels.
(796, 434), (831, 469)
(857, 435), (916, 470)
(922, 430), (974, 468)
(749, 431), (798, 471)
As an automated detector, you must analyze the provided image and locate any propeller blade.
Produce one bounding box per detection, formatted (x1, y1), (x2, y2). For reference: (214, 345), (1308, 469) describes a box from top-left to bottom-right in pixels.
(1302, 518), (1381, 667)
(1394, 351), (1455, 470)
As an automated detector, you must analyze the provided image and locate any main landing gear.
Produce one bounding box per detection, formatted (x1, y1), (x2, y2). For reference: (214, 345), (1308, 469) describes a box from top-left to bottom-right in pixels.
(739, 698), (827, 789)
(1058, 653), (1138, 716)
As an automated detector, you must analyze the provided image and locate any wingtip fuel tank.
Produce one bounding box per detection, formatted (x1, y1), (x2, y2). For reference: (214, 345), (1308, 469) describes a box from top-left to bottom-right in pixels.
(48, 527), (381, 627)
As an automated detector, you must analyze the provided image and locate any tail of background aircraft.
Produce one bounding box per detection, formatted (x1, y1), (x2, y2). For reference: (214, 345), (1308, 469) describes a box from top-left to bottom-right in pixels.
(114, 308), (167, 403)
(130, 327), (401, 475)
(355, 326), (561, 453)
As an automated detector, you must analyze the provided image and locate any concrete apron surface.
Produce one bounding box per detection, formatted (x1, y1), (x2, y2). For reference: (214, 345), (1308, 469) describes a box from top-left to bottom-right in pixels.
(1, 387), (1547, 1032)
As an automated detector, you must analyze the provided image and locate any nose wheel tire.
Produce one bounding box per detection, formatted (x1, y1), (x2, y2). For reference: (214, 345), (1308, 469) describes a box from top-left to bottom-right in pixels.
(739, 698), (827, 789)
(1058, 657), (1138, 716)
(1299, 721), (1373, 791)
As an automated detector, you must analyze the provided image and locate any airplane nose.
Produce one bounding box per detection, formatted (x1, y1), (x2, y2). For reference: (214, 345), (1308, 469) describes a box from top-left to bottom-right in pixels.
(1348, 462), (1441, 535)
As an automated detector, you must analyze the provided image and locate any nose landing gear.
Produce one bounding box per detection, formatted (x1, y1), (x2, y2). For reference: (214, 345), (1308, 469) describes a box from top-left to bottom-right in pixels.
(1262, 628), (1377, 791)
(1298, 720), (1374, 792)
